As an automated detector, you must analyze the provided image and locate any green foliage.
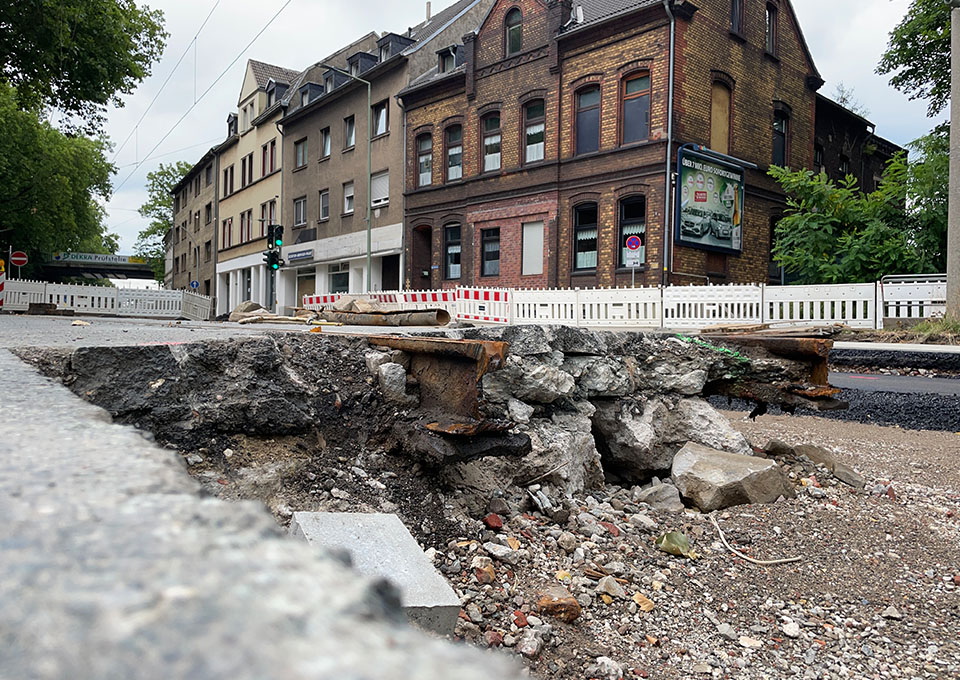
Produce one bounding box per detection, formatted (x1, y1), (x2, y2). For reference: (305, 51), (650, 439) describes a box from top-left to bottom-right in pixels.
(0, 0), (167, 133)
(877, 0), (952, 117)
(0, 83), (118, 277)
(134, 161), (192, 281)
(911, 317), (960, 336)
(769, 136), (947, 284)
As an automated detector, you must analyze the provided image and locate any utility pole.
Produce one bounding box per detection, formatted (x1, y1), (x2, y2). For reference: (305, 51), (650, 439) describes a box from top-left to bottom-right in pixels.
(948, 1), (960, 318)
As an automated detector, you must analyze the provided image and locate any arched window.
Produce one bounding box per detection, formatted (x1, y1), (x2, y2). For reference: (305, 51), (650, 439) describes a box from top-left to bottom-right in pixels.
(618, 197), (646, 267)
(482, 113), (501, 172)
(523, 99), (545, 164)
(710, 81), (731, 153)
(573, 203), (598, 270)
(416, 134), (433, 187)
(505, 8), (522, 56)
(621, 73), (650, 145)
(575, 86), (600, 155)
(772, 110), (788, 166)
(444, 223), (461, 279)
(445, 125), (463, 181)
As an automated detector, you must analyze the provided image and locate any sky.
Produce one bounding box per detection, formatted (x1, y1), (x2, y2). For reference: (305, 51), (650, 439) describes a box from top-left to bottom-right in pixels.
(102, 0), (949, 254)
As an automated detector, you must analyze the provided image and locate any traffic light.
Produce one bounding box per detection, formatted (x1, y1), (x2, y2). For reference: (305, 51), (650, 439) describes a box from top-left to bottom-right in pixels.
(267, 224), (284, 249)
(262, 250), (284, 270)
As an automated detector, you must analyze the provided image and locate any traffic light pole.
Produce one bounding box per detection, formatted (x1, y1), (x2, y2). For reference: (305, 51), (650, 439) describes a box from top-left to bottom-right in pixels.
(263, 223), (285, 313)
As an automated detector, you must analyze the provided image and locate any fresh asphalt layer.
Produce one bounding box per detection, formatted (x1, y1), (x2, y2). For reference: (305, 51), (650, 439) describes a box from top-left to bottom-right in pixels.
(831, 372), (960, 396)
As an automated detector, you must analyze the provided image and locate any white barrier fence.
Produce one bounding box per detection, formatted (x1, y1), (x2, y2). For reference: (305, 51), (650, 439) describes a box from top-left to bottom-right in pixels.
(303, 277), (948, 330)
(2, 280), (213, 321)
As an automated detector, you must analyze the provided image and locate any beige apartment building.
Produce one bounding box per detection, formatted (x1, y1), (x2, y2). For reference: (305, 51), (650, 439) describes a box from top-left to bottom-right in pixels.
(273, 0), (491, 311)
(170, 146), (218, 296)
(215, 60), (299, 315)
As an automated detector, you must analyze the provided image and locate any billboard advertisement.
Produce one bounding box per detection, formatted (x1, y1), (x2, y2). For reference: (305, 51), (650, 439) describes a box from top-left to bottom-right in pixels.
(675, 147), (744, 255)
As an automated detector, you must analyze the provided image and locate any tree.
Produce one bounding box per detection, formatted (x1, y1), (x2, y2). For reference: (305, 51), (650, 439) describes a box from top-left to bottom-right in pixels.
(877, 0), (952, 117)
(832, 82), (870, 117)
(0, 83), (118, 277)
(0, 0), (167, 133)
(134, 161), (192, 281)
(769, 131), (948, 284)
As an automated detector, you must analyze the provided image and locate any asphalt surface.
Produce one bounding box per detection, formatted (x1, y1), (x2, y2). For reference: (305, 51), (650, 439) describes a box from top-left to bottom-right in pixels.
(831, 372), (960, 396)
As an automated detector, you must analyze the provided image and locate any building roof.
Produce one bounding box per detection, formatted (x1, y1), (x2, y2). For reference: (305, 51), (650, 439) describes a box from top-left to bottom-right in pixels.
(407, 0), (482, 43)
(248, 59), (301, 90)
(560, 0), (661, 34)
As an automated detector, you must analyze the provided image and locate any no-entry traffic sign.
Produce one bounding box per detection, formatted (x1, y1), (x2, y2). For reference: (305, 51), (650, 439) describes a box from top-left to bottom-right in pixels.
(10, 251), (27, 267)
(625, 236), (642, 251)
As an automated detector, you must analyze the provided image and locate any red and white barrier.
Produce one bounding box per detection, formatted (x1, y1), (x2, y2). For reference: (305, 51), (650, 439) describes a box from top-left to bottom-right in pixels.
(456, 287), (511, 324)
(0, 267), (5, 311)
(302, 293), (344, 310)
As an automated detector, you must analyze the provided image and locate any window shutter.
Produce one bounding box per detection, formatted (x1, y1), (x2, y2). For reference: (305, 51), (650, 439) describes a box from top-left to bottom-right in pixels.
(371, 171), (389, 206)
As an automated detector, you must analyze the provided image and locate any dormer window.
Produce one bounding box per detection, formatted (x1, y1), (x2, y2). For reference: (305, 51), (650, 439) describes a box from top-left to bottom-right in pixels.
(350, 62), (359, 76)
(301, 91), (308, 107)
(267, 90), (275, 107)
(379, 44), (390, 62)
(440, 50), (455, 73)
(324, 75), (333, 91)
(505, 8), (522, 56)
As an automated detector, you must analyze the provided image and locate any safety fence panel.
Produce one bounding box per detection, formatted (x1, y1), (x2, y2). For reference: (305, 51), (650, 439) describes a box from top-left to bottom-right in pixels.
(3, 279), (47, 312)
(117, 289), (183, 317)
(397, 289), (459, 315)
(880, 281), (946, 322)
(512, 288), (579, 326)
(182, 291), (214, 321)
(46, 283), (118, 314)
(663, 285), (762, 328)
(763, 283), (877, 329)
(577, 287), (662, 328)
(302, 293), (343, 310)
(456, 287), (511, 324)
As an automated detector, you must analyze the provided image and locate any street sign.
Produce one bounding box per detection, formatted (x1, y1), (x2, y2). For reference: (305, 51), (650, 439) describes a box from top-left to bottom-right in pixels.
(190, 280), (199, 289)
(626, 235), (642, 252)
(10, 251), (27, 267)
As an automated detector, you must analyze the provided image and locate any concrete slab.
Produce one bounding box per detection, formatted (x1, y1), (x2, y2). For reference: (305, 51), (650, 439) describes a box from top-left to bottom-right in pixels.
(290, 512), (461, 635)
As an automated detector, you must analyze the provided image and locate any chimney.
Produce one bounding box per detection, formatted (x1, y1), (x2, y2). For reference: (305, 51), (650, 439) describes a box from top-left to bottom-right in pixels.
(426, 1), (431, 21)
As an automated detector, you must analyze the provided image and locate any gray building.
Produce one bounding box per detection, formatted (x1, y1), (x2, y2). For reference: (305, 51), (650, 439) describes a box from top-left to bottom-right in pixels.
(274, 0), (492, 309)
(170, 147), (219, 297)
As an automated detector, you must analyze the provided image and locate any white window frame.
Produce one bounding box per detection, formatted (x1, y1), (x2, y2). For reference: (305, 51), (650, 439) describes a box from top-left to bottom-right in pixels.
(294, 197), (307, 227)
(371, 171), (389, 207)
(319, 190), (329, 220)
(343, 182), (355, 214)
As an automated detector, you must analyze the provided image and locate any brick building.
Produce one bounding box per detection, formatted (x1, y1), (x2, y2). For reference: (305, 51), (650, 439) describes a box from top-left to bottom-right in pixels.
(814, 94), (902, 193)
(170, 146), (219, 296)
(399, 0), (825, 289)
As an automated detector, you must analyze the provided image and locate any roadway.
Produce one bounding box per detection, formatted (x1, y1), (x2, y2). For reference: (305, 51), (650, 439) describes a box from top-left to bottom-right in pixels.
(831, 372), (960, 396)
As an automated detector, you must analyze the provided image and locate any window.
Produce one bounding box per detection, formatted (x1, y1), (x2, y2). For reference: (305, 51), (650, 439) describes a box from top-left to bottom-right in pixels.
(222, 165), (234, 196)
(205, 202), (212, 224)
(522, 221), (544, 276)
(300, 91), (308, 107)
(221, 217), (232, 249)
(193, 245), (199, 268)
(319, 190), (329, 220)
(445, 126), (462, 181)
(344, 115), (356, 148)
(320, 127), (331, 158)
(205, 164), (213, 186)
(262, 139), (276, 175)
(524, 100), (545, 164)
(622, 74), (650, 145)
(241, 209), (253, 241)
(573, 203), (598, 270)
(839, 155), (850, 177)
(294, 197), (307, 227)
(174, 195), (180, 213)
(444, 224), (461, 279)
(505, 8), (522, 56)
(267, 89), (275, 107)
(440, 50), (455, 73)
(294, 138), (308, 169)
(576, 86), (600, 155)
(324, 74), (333, 92)
(371, 171), (389, 207)
(194, 210), (200, 231)
(204, 240), (212, 262)
(350, 61), (359, 77)
(481, 228), (500, 277)
(618, 197), (646, 267)
(730, 0), (744, 34)
(813, 144), (824, 173)
(343, 182), (354, 214)
(194, 176), (200, 197)
(482, 113), (501, 172)
(372, 101), (388, 136)
(765, 3), (778, 55)
(260, 202), (268, 236)
(417, 134), (433, 187)
(329, 262), (350, 293)
(710, 82), (732, 154)
(241, 153), (253, 187)
(772, 110), (788, 166)
(379, 44), (390, 62)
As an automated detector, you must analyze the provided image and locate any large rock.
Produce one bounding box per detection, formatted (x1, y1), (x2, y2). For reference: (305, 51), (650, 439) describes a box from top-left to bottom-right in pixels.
(378, 362), (416, 405)
(671, 442), (794, 511)
(672, 399), (751, 454)
(633, 482), (684, 512)
(591, 399), (674, 477)
(562, 356), (636, 397)
(228, 300), (269, 322)
(482, 355), (575, 404)
(523, 409), (604, 494)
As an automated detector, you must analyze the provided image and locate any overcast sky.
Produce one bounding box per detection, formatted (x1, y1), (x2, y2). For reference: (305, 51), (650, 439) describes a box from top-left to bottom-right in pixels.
(103, 0), (948, 253)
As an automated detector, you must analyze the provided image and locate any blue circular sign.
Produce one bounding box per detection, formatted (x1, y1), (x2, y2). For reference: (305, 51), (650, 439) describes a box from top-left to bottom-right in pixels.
(625, 235), (642, 251)
(190, 280), (199, 289)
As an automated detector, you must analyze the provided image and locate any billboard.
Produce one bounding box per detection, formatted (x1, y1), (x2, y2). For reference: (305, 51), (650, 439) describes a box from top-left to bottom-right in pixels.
(675, 147), (744, 255)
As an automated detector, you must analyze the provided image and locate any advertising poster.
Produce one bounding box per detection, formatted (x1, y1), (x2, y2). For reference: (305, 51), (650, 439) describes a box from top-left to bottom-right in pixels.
(675, 147), (744, 255)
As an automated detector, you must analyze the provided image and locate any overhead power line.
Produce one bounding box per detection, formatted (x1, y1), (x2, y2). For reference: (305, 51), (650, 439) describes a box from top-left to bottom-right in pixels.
(111, 0), (221, 163)
(113, 0), (295, 194)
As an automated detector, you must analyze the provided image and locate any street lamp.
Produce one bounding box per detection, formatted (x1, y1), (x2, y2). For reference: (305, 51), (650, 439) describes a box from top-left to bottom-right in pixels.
(320, 63), (373, 294)
(946, 2), (960, 318)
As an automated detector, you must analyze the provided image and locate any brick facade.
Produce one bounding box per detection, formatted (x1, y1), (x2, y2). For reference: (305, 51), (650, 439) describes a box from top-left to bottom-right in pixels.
(170, 148), (218, 297)
(400, 0), (824, 289)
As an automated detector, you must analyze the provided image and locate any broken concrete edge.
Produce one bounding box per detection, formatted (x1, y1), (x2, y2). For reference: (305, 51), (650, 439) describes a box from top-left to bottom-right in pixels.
(0, 349), (521, 680)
